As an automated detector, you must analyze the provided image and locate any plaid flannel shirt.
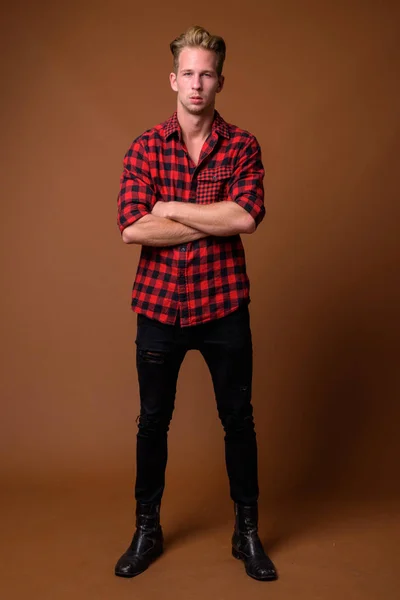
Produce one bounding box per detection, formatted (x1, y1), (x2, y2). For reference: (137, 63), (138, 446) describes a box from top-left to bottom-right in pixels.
(117, 111), (265, 327)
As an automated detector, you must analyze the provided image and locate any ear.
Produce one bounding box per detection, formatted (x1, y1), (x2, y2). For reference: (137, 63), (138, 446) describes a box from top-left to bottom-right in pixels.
(169, 72), (178, 92)
(217, 75), (225, 93)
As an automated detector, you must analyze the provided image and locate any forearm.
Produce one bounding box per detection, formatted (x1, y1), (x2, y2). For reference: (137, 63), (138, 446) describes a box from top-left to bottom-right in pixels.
(121, 214), (209, 246)
(164, 201), (256, 236)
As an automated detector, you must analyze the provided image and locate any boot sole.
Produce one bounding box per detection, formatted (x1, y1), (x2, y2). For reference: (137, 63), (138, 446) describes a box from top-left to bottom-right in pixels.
(232, 547), (278, 581)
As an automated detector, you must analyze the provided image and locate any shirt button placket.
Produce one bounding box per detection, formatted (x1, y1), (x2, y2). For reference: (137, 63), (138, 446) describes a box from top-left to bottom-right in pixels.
(190, 172), (197, 203)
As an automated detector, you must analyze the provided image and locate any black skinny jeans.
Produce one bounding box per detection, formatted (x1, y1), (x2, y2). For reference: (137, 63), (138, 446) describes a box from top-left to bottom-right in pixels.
(134, 303), (259, 506)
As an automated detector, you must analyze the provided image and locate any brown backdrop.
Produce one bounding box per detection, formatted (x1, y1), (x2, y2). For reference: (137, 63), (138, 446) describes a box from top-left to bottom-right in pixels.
(1, 1), (399, 598)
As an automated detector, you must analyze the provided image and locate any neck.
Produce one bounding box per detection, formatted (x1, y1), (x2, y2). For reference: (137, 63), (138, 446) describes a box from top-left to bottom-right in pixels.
(177, 103), (215, 142)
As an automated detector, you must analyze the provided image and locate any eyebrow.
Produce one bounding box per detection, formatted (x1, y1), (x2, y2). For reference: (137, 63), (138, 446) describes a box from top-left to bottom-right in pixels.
(180, 69), (216, 74)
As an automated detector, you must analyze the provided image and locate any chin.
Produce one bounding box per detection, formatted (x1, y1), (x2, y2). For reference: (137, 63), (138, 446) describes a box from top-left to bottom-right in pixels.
(187, 106), (205, 115)
(184, 103), (211, 116)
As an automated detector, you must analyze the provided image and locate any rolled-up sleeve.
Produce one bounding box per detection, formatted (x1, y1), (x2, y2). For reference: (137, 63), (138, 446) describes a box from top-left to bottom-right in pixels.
(228, 135), (265, 228)
(117, 139), (156, 233)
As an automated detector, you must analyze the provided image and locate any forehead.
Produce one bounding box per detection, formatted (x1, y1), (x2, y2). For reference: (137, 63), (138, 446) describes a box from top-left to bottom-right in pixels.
(178, 47), (218, 72)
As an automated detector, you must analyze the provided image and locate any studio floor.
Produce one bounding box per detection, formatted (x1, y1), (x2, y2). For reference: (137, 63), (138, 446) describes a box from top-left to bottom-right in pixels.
(1, 477), (399, 600)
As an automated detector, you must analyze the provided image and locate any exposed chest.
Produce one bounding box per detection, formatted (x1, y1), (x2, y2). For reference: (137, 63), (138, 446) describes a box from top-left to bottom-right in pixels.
(184, 139), (204, 166)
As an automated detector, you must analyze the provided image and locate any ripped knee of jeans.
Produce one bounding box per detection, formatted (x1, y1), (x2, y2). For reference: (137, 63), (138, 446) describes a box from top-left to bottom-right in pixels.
(136, 413), (172, 436)
(137, 349), (165, 365)
(222, 413), (255, 438)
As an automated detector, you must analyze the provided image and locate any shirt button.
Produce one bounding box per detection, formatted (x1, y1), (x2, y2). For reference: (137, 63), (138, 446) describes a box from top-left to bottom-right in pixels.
(180, 246), (186, 252)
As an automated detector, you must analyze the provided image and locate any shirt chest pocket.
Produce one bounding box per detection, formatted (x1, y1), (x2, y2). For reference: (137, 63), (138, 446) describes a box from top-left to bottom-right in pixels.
(196, 165), (233, 205)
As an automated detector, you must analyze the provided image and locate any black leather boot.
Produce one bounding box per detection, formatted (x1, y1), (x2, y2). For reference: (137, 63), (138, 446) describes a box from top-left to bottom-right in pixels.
(232, 502), (277, 581)
(115, 502), (163, 578)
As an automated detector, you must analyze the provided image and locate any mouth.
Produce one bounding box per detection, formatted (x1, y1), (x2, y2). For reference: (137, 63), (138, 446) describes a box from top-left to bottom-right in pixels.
(190, 97), (203, 103)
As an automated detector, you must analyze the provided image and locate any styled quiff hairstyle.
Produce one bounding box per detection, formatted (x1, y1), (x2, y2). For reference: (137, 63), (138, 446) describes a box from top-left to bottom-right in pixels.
(170, 25), (226, 76)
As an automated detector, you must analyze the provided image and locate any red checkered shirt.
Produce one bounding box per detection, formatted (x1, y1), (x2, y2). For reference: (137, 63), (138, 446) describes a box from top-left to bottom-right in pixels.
(117, 111), (265, 327)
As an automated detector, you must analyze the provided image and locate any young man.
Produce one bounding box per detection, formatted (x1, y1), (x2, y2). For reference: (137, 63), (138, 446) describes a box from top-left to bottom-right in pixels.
(115, 26), (277, 582)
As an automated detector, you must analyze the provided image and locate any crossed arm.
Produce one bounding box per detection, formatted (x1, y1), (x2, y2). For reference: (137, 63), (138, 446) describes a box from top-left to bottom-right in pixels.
(121, 201), (255, 246)
(119, 135), (264, 246)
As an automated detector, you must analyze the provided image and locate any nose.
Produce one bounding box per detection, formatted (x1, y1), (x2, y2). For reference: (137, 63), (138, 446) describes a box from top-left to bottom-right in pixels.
(192, 75), (202, 90)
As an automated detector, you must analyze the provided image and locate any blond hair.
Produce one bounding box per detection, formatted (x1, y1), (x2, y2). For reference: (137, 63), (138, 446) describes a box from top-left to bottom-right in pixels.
(170, 25), (226, 76)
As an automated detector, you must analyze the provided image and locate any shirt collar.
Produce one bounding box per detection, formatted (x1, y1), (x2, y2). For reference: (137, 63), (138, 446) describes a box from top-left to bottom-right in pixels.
(163, 110), (230, 140)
